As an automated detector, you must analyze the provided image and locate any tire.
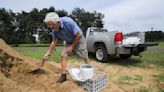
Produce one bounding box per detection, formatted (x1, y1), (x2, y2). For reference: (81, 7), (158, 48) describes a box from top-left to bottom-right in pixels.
(95, 45), (108, 62)
(119, 54), (132, 59)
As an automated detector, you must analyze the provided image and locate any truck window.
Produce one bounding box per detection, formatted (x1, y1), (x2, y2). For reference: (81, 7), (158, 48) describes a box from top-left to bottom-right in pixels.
(92, 28), (107, 32)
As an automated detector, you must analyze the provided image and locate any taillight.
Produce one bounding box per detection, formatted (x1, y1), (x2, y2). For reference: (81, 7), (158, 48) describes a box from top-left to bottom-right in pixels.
(115, 32), (123, 45)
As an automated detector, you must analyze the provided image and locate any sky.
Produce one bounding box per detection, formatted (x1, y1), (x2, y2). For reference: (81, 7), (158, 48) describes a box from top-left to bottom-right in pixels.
(1, 0), (164, 33)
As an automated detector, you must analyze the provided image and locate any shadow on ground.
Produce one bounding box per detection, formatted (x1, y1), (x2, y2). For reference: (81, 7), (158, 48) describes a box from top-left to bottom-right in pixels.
(88, 53), (143, 67)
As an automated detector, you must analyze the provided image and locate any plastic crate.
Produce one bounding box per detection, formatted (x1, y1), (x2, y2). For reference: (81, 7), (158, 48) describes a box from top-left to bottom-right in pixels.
(80, 71), (108, 92)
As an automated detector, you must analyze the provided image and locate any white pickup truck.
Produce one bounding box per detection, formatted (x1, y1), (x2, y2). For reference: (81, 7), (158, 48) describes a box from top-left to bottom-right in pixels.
(86, 27), (157, 62)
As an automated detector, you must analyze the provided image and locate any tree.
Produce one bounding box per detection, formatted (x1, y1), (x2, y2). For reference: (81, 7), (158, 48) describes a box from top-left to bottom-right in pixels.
(57, 10), (68, 17)
(93, 11), (104, 28)
(70, 8), (104, 36)
(0, 7), (105, 44)
(0, 8), (16, 44)
(16, 11), (36, 43)
(145, 31), (164, 42)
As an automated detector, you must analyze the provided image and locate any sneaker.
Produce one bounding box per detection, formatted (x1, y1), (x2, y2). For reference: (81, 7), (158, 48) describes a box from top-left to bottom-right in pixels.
(56, 74), (67, 83)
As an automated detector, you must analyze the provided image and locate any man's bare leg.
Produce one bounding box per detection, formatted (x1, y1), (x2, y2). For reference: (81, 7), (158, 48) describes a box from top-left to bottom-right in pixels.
(61, 56), (67, 74)
(56, 56), (67, 83)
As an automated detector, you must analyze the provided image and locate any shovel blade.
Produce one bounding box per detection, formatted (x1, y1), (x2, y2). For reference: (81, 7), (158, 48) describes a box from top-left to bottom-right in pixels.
(28, 68), (46, 74)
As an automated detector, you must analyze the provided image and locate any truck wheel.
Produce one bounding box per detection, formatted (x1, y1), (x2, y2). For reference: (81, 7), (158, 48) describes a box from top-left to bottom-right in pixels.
(119, 54), (132, 59)
(95, 45), (108, 62)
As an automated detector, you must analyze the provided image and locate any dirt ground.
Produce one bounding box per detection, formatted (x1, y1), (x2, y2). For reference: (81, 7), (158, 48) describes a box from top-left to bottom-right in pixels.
(0, 38), (163, 92)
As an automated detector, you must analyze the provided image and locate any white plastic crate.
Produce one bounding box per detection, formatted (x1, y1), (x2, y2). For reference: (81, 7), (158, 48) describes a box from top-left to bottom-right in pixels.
(80, 71), (108, 92)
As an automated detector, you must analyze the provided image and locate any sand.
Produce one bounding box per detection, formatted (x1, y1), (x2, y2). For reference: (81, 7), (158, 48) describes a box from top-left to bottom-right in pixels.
(0, 38), (84, 92)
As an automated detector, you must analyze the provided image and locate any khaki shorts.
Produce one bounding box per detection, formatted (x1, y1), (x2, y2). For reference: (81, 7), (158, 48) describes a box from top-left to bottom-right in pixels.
(61, 36), (88, 60)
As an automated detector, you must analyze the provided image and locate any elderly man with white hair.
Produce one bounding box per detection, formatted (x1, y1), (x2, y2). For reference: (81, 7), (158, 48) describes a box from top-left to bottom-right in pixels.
(43, 12), (89, 83)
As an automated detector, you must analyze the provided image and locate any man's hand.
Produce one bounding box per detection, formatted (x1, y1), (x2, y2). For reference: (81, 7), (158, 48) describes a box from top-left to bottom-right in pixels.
(35, 54), (49, 67)
(66, 45), (74, 54)
(66, 32), (80, 54)
(43, 54), (50, 61)
(35, 61), (44, 67)
(36, 52), (51, 67)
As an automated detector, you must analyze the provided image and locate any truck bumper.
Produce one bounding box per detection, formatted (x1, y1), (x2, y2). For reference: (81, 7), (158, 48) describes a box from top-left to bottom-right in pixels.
(116, 44), (148, 55)
(116, 45), (131, 54)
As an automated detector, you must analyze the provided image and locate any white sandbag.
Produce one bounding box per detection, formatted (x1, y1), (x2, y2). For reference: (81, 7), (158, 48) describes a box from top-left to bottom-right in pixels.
(68, 68), (84, 81)
(69, 68), (88, 82)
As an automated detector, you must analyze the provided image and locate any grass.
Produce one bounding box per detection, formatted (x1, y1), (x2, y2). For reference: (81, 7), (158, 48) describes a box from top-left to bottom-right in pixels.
(12, 46), (82, 63)
(153, 73), (164, 92)
(11, 44), (50, 47)
(12, 42), (164, 67)
(139, 87), (149, 92)
(117, 75), (143, 86)
(141, 51), (164, 67)
(117, 75), (134, 85)
(158, 42), (164, 47)
(116, 74), (164, 92)
(153, 73), (164, 82)
(106, 53), (164, 69)
(13, 46), (63, 62)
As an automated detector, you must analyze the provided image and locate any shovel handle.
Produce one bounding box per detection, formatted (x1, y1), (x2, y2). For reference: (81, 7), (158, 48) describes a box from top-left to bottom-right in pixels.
(41, 49), (56, 66)
(41, 59), (46, 66)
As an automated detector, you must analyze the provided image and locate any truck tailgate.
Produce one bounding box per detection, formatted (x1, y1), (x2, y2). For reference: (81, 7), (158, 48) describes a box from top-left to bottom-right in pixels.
(122, 42), (158, 48)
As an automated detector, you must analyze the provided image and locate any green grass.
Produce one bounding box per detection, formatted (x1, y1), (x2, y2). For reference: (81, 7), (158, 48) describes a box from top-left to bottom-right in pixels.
(12, 42), (164, 68)
(119, 51), (164, 69)
(141, 51), (164, 67)
(12, 46), (81, 63)
(139, 87), (149, 92)
(117, 75), (143, 86)
(158, 42), (164, 47)
(10, 44), (49, 47)
(10, 43), (63, 47)
(106, 41), (164, 68)
(153, 73), (164, 92)
(13, 46), (63, 62)
(107, 53), (164, 69)
(153, 73), (164, 82)
(117, 75), (133, 85)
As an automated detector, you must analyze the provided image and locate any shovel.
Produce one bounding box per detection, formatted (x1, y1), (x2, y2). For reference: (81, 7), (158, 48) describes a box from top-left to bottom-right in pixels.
(28, 49), (56, 74)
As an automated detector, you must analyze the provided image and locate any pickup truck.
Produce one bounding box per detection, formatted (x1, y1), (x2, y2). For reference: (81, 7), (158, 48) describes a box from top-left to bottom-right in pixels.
(86, 27), (158, 62)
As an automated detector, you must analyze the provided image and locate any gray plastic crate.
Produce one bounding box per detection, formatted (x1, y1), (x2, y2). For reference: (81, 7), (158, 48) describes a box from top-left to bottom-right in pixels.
(80, 71), (108, 92)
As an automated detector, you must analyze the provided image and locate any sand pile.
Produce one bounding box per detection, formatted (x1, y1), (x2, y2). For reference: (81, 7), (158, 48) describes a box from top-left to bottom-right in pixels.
(0, 38), (84, 92)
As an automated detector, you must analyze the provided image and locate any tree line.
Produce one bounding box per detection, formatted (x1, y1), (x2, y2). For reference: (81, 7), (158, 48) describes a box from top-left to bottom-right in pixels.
(145, 31), (164, 42)
(0, 7), (163, 45)
(125, 30), (164, 42)
(0, 7), (104, 44)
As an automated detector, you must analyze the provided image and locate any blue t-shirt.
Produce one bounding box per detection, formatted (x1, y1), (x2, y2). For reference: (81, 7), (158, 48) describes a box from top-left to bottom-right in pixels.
(52, 17), (83, 43)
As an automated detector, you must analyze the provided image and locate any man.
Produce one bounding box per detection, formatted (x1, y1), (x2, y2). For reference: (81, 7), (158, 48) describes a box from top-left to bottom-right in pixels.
(43, 12), (89, 83)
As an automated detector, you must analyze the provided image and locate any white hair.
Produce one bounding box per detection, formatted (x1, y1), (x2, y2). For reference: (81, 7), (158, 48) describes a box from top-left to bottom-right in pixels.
(44, 12), (60, 23)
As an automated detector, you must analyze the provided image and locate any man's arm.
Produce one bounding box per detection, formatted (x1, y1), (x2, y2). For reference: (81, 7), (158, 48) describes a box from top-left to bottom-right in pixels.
(44, 39), (57, 59)
(71, 32), (81, 48)
(66, 32), (81, 54)
(36, 39), (57, 67)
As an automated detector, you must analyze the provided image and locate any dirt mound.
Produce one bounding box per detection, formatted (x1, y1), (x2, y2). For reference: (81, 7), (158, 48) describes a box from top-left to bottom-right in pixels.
(0, 38), (84, 92)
